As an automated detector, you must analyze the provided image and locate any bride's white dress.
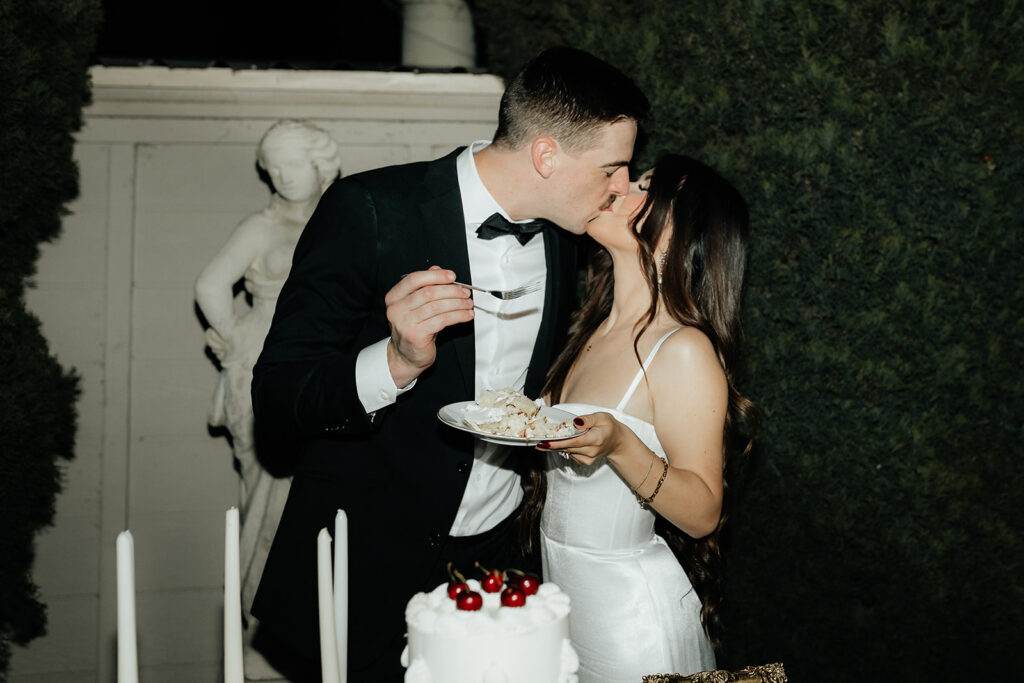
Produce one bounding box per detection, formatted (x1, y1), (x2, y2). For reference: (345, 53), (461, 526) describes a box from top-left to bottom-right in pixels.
(541, 328), (716, 682)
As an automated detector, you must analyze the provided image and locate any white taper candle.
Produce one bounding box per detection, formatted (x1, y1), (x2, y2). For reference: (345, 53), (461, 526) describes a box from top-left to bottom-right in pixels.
(224, 507), (243, 683)
(116, 530), (138, 683)
(334, 509), (348, 682)
(317, 527), (341, 683)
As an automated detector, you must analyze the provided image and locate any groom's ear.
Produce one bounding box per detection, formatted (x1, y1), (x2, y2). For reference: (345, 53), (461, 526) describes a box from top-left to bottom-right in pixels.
(530, 137), (557, 179)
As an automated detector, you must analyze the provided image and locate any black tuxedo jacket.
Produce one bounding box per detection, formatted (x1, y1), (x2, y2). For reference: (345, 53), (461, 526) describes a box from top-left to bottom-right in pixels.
(250, 149), (579, 671)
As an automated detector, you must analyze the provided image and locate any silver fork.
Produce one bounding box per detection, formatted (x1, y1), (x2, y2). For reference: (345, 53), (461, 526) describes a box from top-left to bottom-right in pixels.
(454, 279), (543, 300)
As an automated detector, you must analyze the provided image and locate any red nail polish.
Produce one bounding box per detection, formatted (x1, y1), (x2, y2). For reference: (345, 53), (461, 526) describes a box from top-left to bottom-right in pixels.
(573, 417), (584, 427)
(538, 441), (550, 449)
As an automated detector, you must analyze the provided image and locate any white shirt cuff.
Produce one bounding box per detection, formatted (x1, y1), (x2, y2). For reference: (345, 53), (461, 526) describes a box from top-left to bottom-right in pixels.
(355, 337), (416, 414)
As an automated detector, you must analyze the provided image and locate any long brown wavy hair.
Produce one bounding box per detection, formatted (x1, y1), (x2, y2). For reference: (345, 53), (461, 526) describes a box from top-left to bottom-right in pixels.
(519, 154), (758, 651)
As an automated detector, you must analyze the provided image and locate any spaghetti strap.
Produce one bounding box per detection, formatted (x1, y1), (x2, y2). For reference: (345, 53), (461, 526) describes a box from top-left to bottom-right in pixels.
(614, 327), (684, 412)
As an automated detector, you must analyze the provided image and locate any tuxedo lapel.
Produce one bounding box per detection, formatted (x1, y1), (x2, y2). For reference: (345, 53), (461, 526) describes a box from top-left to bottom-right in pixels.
(524, 226), (575, 397)
(419, 151), (475, 398)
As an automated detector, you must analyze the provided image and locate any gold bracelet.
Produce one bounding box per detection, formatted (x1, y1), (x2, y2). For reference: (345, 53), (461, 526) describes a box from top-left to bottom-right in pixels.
(636, 458), (669, 509)
(631, 452), (657, 496)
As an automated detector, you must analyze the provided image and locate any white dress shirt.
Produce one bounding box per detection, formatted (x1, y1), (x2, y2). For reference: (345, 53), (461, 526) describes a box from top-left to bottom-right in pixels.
(354, 141), (547, 536)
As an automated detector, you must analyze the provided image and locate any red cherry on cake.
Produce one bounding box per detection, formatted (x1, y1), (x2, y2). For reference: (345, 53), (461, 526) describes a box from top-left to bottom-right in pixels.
(481, 572), (503, 593)
(500, 586), (527, 607)
(445, 562), (470, 600)
(474, 561), (504, 593)
(507, 569), (541, 596)
(456, 589), (483, 611)
(515, 572), (540, 596)
(447, 580), (469, 599)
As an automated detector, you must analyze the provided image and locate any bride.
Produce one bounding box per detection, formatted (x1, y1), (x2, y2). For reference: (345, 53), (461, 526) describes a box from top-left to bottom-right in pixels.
(528, 154), (757, 681)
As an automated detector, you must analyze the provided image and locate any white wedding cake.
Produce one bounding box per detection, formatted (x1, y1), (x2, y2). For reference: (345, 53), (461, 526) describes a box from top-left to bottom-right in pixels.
(401, 578), (579, 683)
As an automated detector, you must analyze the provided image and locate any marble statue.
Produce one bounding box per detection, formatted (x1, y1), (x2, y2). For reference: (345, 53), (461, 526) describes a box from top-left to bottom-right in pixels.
(195, 119), (341, 679)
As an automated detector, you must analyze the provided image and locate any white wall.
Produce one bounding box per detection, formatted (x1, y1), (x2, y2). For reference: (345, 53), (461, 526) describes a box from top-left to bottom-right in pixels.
(12, 66), (503, 683)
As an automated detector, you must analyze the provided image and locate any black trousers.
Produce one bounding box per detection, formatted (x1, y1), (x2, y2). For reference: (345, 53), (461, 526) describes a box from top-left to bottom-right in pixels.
(253, 505), (541, 683)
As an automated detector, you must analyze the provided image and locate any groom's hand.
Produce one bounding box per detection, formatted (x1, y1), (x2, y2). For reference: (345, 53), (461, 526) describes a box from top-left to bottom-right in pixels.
(385, 266), (474, 388)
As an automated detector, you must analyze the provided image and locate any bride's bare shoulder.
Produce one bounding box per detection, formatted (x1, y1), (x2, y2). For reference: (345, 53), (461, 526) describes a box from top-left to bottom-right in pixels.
(662, 324), (714, 353)
(653, 326), (727, 387)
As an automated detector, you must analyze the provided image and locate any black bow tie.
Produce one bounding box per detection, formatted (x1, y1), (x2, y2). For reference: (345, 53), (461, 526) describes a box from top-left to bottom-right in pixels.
(475, 212), (547, 246)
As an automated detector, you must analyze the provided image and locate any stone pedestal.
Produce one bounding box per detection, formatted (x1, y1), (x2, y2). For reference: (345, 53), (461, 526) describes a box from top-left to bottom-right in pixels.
(402, 0), (476, 68)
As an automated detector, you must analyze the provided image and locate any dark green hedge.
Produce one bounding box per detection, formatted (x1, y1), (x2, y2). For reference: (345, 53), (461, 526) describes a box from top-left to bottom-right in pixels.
(0, 0), (100, 675)
(472, 1), (1023, 679)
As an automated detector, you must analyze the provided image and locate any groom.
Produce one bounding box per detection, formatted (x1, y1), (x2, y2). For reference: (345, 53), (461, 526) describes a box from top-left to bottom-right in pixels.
(250, 47), (648, 681)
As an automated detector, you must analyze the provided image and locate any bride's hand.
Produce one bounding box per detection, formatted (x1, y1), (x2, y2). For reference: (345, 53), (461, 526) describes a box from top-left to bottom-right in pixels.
(537, 412), (632, 466)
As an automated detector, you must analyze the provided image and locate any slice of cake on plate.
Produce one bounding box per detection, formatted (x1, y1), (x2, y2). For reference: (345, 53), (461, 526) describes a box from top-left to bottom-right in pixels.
(462, 388), (575, 439)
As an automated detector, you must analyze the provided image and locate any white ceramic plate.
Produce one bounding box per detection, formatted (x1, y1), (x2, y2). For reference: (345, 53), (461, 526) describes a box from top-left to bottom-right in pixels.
(437, 401), (584, 446)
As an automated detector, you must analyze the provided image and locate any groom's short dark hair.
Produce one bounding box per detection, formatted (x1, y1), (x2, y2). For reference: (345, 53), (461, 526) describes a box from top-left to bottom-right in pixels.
(491, 47), (649, 153)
